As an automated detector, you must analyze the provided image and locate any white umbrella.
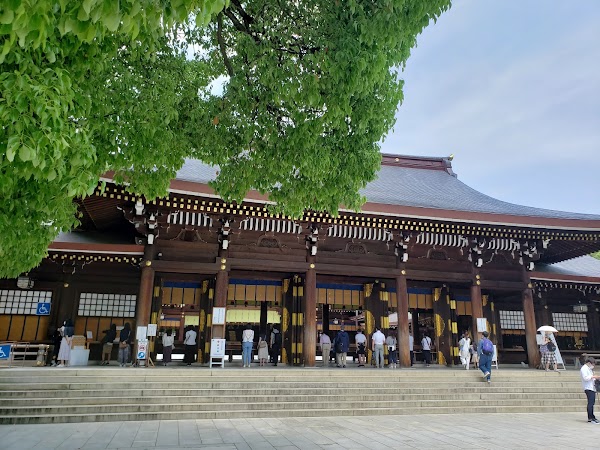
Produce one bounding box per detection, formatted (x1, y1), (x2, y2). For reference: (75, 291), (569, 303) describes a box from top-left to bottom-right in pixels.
(537, 325), (558, 333)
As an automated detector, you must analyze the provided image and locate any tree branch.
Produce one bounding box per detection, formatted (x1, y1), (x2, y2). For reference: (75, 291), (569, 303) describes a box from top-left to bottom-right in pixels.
(217, 12), (235, 77)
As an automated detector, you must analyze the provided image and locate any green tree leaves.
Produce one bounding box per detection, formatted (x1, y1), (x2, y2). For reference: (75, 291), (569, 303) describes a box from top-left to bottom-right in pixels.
(0, 0), (451, 278)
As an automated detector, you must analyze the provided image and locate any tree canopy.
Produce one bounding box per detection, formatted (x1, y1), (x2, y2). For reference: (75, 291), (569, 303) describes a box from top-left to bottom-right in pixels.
(0, 0), (451, 278)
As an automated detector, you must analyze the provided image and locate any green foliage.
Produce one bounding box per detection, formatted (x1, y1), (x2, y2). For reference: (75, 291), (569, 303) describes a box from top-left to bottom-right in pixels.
(592, 252), (600, 261)
(0, 0), (451, 278)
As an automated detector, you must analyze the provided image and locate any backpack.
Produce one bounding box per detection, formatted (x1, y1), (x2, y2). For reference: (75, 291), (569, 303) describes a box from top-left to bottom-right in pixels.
(546, 340), (556, 352)
(273, 332), (282, 346)
(481, 338), (494, 356)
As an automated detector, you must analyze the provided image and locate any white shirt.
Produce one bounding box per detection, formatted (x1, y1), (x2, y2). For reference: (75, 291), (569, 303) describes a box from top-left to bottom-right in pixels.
(242, 329), (254, 343)
(355, 333), (367, 345)
(409, 335), (414, 351)
(320, 334), (331, 346)
(184, 330), (196, 345)
(581, 364), (596, 391)
(162, 334), (174, 347)
(421, 336), (432, 351)
(372, 330), (386, 346)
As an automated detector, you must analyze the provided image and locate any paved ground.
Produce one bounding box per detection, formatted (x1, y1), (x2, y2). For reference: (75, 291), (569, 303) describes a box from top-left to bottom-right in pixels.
(0, 412), (594, 450)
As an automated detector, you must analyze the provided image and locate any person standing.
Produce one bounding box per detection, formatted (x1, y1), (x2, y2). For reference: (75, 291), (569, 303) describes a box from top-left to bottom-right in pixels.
(408, 333), (414, 367)
(270, 325), (282, 366)
(421, 332), (433, 367)
(478, 331), (494, 383)
(355, 329), (367, 367)
(257, 333), (269, 366)
(57, 319), (74, 367)
(458, 331), (471, 370)
(372, 327), (386, 368)
(335, 326), (350, 368)
(183, 325), (197, 366)
(118, 323), (131, 367)
(541, 333), (558, 372)
(242, 323), (254, 368)
(319, 332), (332, 366)
(386, 331), (397, 369)
(50, 327), (62, 367)
(581, 356), (600, 423)
(100, 324), (117, 366)
(162, 329), (174, 366)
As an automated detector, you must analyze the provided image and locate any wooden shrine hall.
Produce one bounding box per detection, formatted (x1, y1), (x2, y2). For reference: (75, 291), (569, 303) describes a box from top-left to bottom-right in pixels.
(2, 154), (600, 368)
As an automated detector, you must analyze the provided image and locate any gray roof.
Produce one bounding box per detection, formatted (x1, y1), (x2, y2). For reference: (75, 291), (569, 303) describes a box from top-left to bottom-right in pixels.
(176, 158), (600, 221)
(535, 255), (600, 278)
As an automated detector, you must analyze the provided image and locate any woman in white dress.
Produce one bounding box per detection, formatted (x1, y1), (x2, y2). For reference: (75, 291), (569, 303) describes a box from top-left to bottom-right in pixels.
(57, 319), (74, 367)
(257, 333), (269, 366)
(458, 331), (471, 370)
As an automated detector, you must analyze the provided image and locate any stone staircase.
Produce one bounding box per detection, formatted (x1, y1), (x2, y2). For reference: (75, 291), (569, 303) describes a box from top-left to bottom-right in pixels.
(0, 367), (584, 424)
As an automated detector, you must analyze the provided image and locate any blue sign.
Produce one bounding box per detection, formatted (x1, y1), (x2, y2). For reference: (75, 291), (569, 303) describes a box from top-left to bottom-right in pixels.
(137, 351), (146, 359)
(0, 344), (10, 359)
(36, 302), (51, 316)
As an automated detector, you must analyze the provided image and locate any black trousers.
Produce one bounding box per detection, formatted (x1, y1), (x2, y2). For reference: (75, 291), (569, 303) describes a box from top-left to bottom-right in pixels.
(271, 344), (280, 365)
(184, 345), (196, 364)
(586, 389), (596, 420)
(423, 349), (432, 365)
(410, 351), (414, 366)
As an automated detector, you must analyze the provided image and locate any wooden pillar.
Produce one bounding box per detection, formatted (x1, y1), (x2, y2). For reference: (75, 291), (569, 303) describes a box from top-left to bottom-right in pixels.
(395, 272), (411, 368)
(303, 263), (317, 367)
(292, 275), (304, 365)
(433, 286), (452, 366)
(522, 287), (540, 368)
(364, 282), (384, 364)
(136, 245), (156, 328)
(470, 278), (484, 340)
(259, 300), (268, 337)
(587, 296), (600, 351)
(448, 289), (460, 365)
(211, 264), (228, 339)
(199, 279), (212, 363)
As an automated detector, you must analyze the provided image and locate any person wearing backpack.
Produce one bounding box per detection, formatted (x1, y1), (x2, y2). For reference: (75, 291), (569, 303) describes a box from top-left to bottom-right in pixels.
(477, 331), (494, 383)
(541, 332), (558, 372)
(270, 325), (282, 366)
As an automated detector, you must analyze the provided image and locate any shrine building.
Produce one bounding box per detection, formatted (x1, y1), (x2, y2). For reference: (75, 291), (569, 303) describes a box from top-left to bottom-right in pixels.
(2, 154), (600, 368)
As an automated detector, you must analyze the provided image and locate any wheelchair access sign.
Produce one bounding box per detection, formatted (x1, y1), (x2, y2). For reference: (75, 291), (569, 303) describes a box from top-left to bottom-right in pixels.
(36, 302), (51, 316)
(0, 344), (10, 359)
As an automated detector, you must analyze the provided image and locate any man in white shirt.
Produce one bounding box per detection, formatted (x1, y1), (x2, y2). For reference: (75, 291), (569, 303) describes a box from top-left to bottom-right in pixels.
(319, 332), (331, 366)
(372, 327), (386, 368)
(355, 330), (367, 367)
(581, 356), (600, 423)
(421, 333), (432, 367)
(242, 324), (254, 368)
(408, 334), (414, 367)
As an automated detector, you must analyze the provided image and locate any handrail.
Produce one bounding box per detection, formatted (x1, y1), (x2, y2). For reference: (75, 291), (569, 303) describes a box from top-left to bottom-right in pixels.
(0, 342), (49, 368)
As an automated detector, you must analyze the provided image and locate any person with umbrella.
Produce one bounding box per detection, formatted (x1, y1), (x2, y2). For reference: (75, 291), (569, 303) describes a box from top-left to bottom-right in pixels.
(538, 326), (559, 372)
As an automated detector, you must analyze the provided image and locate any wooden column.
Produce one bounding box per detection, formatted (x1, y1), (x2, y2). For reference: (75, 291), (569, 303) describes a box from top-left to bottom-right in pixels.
(259, 300), (268, 337)
(136, 245), (156, 328)
(303, 262), (317, 367)
(281, 278), (293, 365)
(522, 287), (540, 368)
(448, 289), (459, 365)
(395, 272), (411, 368)
(433, 286), (452, 366)
(587, 296), (600, 351)
(470, 279), (484, 340)
(211, 263), (229, 339)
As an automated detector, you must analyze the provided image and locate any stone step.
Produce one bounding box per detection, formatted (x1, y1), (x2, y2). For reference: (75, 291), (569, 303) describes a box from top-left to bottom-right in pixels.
(0, 385), (583, 399)
(0, 397), (584, 416)
(0, 391), (584, 407)
(0, 404), (583, 425)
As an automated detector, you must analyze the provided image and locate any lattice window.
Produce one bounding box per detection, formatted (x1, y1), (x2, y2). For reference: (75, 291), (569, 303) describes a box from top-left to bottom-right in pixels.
(78, 293), (136, 317)
(499, 310), (525, 330)
(552, 312), (588, 332)
(0, 290), (52, 315)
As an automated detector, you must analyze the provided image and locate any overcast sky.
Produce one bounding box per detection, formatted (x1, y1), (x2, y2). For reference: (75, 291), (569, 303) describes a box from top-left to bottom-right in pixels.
(380, 0), (600, 215)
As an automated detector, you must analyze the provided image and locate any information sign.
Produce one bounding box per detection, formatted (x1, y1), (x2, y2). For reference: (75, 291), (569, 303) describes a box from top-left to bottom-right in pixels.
(0, 344), (10, 359)
(147, 324), (157, 337)
(210, 339), (226, 358)
(137, 340), (148, 360)
(36, 302), (51, 316)
(212, 307), (226, 325)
